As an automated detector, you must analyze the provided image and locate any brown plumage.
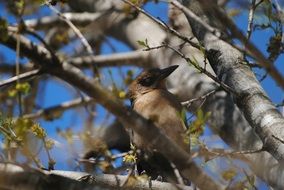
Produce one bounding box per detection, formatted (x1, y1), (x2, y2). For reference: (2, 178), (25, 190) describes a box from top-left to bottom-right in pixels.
(128, 65), (188, 152)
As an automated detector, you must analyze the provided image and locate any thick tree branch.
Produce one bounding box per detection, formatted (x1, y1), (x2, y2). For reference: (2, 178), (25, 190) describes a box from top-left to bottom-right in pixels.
(176, 0), (284, 162)
(0, 163), (193, 190)
(0, 163), (111, 190)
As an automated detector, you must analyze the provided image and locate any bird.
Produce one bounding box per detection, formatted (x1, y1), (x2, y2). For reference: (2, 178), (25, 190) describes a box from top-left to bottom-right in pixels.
(127, 65), (189, 180)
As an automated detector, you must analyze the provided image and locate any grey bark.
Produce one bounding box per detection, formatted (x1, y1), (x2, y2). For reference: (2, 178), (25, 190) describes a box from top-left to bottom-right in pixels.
(178, 0), (284, 161)
(0, 163), (193, 190)
(0, 163), (111, 190)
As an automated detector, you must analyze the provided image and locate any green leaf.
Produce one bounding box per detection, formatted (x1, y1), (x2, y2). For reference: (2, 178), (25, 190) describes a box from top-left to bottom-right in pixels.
(31, 123), (46, 138)
(16, 82), (31, 94)
(137, 39), (149, 48)
(189, 109), (211, 136)
(8, 89), (17, 98)
(123, 154), (137, 164)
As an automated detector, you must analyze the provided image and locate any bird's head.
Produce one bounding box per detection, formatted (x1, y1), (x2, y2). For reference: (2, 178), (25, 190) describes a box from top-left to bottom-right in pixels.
(128, 65), (178, 103)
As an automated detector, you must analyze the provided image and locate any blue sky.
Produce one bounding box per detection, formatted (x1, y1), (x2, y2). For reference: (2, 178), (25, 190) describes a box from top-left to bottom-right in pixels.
(0, 1), (283, 189)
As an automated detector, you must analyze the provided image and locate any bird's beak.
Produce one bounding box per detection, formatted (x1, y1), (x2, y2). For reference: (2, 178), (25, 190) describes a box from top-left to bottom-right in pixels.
(159, 65), (179, 80)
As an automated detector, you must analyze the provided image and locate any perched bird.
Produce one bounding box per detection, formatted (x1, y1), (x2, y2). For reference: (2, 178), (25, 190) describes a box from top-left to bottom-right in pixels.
(128, 65), (188, 151)
(128, 65), (189, 180)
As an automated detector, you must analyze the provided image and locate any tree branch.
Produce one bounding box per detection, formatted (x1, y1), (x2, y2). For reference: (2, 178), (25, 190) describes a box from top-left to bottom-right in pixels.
(0, 69), (41, 88)
(23, 97), (94, 119)
(24, 12), (104, 30)
(68, 50), (150, 68)
(175, 0), (284, 162)
(0, 163), (193, 190)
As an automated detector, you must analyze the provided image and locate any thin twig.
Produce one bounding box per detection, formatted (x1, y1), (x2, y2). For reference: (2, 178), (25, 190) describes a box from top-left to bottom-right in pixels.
(0, 126), (14, 139)
(23, 97), (93, 119)
(68, 50), (149, 68)
(181, 89), (217, 107)
(111, 152), (129, 160)
(164, 43), (235, 93)
(246, 0), (256, 40)
(142, 42), (234, 93)
(16, 32), (23, 116)
(121, 0), (201, 50)
(45, 1), (93, 55)
(272, 134), (284, 144)
(143, 44), (166, 51)
(78, 152), (129, 165)
(24, 28), (58, 60)
(201, 144), (265, 162)
(45, 1), (104, 79)
(120, 165), (135, 187)
(255, 0), (265, 8)
(24, 12), (103, 29)
(170, 162), (185, 186)
(0, 69), (41, 89)
(43, 138), (55, 170)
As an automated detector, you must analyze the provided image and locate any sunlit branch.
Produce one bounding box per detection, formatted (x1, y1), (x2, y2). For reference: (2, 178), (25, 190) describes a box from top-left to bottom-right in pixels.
(24, 12), (104, 30)
(68, 50), (149, 68)
(23, 97), (94, 119)
(0, 163), (194, 190)
(0, 69), (41, 88)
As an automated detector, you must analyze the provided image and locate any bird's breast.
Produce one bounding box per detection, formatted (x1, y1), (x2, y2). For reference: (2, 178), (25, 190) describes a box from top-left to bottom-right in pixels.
(132, 90), (188, 151)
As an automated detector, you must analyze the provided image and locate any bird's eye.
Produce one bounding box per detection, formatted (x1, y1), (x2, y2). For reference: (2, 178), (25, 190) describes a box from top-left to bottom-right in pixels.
(140, 77), (154, 86)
